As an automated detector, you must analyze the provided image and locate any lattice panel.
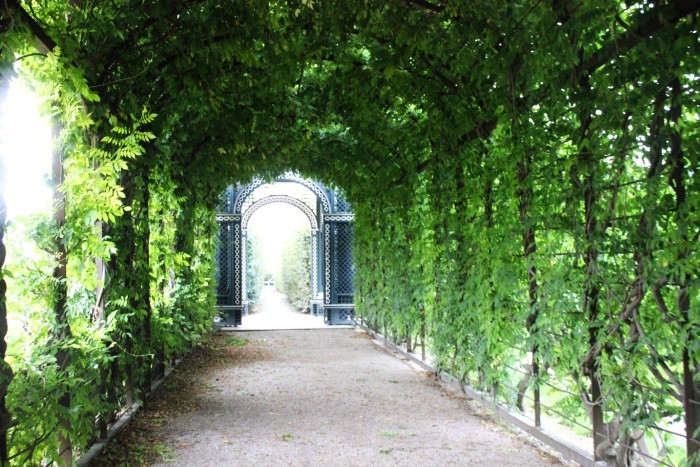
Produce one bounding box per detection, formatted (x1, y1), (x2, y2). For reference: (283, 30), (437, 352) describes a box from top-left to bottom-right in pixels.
(311, 232), (318, 296)
(334, 194), (351, 213)
(233, 173), (331, 213)
(277, 173), (330, 213)
(333, 223), (355, 297)
(238, 181), (321, 218)
(217, 187), (233, 213)
(324, 307), (355, 325)
(241, 195), (318, 229)
(216, 223), (232, 299)
(241, 232), (247, 302)
(233, 224), (241, 305)
(214, 307), (242, 327)
(324, 224), (331, 304)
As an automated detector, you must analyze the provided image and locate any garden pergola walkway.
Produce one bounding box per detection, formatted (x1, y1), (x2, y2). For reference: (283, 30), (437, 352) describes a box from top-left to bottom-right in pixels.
(236, 289), (336, 330)
(96, 326), (565, 466)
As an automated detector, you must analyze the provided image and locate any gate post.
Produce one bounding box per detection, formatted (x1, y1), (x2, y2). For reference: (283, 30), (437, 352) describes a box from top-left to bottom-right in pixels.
(241, 228), (248, 316)
(214, 176), (347, 327)
(310, 228), (323, 316)
(323, 214), (355, 325)
(214, 185), (242, 326)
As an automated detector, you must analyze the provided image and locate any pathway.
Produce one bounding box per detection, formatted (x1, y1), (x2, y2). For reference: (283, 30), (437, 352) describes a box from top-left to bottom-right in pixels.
(236, 289), (341, 330)
(95, 327), (564, 466)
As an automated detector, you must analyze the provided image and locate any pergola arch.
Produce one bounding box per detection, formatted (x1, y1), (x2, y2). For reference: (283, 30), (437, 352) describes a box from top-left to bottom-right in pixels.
(214, 174), (354, 326)
(241, 195), (318, 230)
(233, 172), (332, 215)
(240, 195), (320, 314)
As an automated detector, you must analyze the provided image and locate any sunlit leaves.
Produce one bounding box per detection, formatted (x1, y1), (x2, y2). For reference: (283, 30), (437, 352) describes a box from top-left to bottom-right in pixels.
(1, 0), (698, 464)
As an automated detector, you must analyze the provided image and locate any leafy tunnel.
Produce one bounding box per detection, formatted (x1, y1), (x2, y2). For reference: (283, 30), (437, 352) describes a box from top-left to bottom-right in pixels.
(0, 0), (698, 465)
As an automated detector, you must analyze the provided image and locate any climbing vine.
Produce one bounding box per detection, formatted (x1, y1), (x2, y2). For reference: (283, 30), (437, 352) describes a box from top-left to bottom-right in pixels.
(0, 0), (697, 465)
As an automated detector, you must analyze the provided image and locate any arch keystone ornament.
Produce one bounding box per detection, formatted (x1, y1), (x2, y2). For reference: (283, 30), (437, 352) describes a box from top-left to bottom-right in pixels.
(214, 174), (355, 326)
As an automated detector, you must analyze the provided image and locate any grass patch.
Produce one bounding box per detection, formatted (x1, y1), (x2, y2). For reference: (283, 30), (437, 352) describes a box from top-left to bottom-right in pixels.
(153, 443), (178, 463)
(281, 432), (294, 442)
(226, 337), (249, 346)
(380, 429), (415, 439)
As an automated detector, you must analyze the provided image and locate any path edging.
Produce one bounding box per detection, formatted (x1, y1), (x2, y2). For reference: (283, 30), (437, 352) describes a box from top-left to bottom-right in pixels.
(76, 357), (183, 466)
(358, 323), (607, 467)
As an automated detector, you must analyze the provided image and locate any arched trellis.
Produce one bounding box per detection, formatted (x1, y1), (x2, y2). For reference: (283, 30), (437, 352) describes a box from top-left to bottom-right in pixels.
(239, 195), (319, 314)
(214, 174), (355, 326)
(233, 171), (332, 214)
(241, 195), (318, 229)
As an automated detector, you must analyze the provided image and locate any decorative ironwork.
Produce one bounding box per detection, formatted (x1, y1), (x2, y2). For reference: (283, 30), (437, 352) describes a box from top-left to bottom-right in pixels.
(216, 174), (355, 326)
(324, 306), (355, 325)
(214, 306), (242, 327)
(218, 187), (233, 213)
(216, 223), (231, 300)
(239, 182), (319, 220)
(241, 231), (247, 304)
(233, 178), (264, 213)
(241, 195), (318, 229)
(233, 224), (241, 305)
(323, 214), (354, 222)
(216, 214), (241, 222)
(324, 223), (331, 304)
(333, 223), (354, 304)
(233, 172), (330, 213)
(277, 172), (331, 213)
(334, 194), (351, 213)
(311, 230), (318, 297)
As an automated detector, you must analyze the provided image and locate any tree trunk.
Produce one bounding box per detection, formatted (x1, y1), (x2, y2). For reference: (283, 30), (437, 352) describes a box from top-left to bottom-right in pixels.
(574, 72), (607, 460)
(668, 76), (699, 464)
(517, 150), (541, 426)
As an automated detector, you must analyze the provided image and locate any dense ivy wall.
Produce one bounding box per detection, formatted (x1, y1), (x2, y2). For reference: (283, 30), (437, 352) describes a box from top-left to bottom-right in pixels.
(0, 0), (697, 465)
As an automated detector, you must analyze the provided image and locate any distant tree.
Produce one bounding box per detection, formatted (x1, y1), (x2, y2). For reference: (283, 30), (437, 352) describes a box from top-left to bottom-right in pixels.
(246, 232), (264, 307)
(278, 227), (310, 312)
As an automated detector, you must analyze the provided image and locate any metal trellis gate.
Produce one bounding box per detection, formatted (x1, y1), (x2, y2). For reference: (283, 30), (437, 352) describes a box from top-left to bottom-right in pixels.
(214, 173), (355, 326)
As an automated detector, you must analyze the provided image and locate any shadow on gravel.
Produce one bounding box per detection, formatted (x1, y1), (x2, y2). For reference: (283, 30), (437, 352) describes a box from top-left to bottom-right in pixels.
(92, 331), (271, 466)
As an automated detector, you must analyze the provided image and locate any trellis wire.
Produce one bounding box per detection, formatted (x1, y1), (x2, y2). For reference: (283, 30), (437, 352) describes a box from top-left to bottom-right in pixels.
(498, 380), (592, 432)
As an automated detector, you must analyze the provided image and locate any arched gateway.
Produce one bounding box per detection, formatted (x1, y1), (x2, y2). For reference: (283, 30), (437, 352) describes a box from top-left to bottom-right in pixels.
(214, 173), (355, 326)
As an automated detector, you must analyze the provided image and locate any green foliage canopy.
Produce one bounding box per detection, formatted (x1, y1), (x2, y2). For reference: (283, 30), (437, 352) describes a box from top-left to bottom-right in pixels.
(0, 0), (697, 464)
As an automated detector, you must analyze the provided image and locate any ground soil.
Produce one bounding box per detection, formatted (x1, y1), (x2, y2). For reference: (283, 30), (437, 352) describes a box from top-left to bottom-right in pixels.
(92, 326), (566, 466)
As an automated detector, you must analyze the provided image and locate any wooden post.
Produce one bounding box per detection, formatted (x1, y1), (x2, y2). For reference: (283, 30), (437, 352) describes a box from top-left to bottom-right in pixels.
(140, 167), (152, 401)
(419, 307), (426, 361)
(0, 69), (13, 466)
(94, 219), (109, 439)
(0, 191), (8, 464)
(51, 123), (72, 465)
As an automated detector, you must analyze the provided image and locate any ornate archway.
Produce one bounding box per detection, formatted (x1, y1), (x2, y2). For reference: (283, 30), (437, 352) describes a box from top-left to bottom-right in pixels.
(214, 173), (355, 326)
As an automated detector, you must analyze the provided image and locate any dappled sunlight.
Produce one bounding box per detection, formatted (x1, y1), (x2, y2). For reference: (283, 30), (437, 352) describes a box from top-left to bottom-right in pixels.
(0, 79), (52, 219)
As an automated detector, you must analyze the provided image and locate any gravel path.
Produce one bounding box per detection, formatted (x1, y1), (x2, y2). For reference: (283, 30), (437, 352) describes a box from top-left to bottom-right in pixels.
(143, 328), (562, 467)
(236, 290), (333, 330)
